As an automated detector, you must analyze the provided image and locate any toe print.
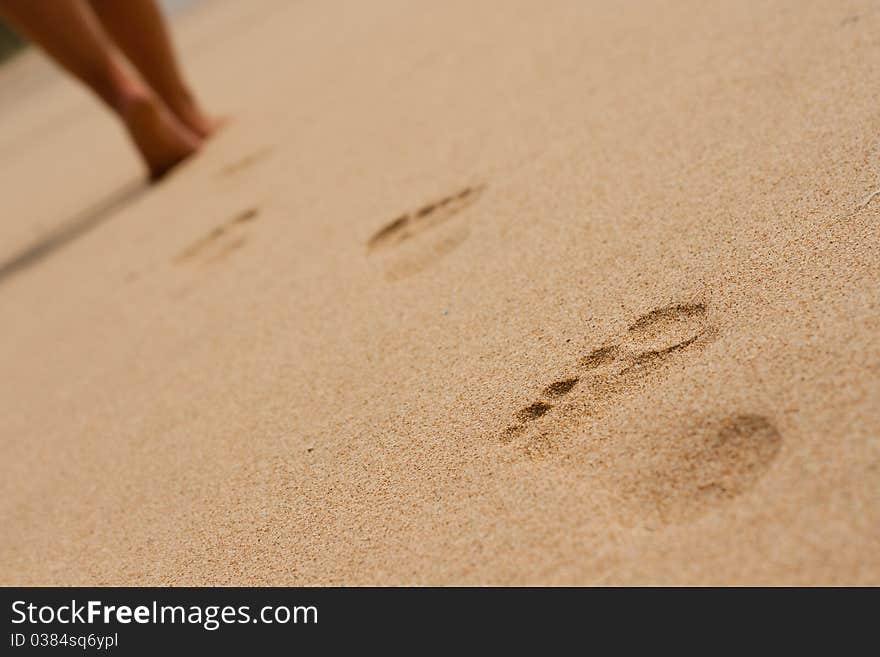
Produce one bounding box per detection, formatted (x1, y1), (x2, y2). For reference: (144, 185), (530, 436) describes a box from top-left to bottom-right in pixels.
(579, 346), (620, 370)
(218, 147), (274, 177)
(497, 300), (718, 458)
(367, 185), (483, 251)
(368, 215), (410, 251)
(174, 207), (259, 266)
(367, 185), (484, 280)
(543, 378), (579, 398)
(516, 401), (554, 422)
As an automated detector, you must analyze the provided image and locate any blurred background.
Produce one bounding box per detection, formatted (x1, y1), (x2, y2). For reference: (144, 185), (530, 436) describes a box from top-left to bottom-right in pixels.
(0, 18), (23, 63)
(0, 0), (200, 63)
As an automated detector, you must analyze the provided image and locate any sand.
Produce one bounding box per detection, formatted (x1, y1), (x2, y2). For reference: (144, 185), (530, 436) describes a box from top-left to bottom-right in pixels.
(1, 0), (878, 585)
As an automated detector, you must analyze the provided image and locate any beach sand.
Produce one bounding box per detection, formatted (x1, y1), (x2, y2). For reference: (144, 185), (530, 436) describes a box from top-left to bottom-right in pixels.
(1, 0), (878, 585)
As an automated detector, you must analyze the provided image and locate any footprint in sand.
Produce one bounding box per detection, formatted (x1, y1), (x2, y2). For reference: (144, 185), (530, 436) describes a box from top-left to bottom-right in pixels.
(217, 147), (274, 178)
(173, 207), (259, 266)
(501, 301), (718, 457)
(617, 413), (783, 524)
(497, 301), (783, 522)
(367, 185), (484, 281)
(616, 302), (718, 380)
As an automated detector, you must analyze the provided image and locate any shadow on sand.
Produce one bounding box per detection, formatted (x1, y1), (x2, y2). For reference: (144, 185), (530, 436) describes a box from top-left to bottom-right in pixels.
(0, 180), (148, 287)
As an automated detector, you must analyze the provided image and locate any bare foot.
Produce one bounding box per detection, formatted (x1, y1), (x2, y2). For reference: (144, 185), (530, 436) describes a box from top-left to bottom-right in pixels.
(120, 92), (202, 181)
(167, 97), (225, 140)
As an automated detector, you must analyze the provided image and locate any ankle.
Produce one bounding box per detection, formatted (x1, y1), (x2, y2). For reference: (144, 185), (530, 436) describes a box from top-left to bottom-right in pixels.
(108, 82), (156, 120)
